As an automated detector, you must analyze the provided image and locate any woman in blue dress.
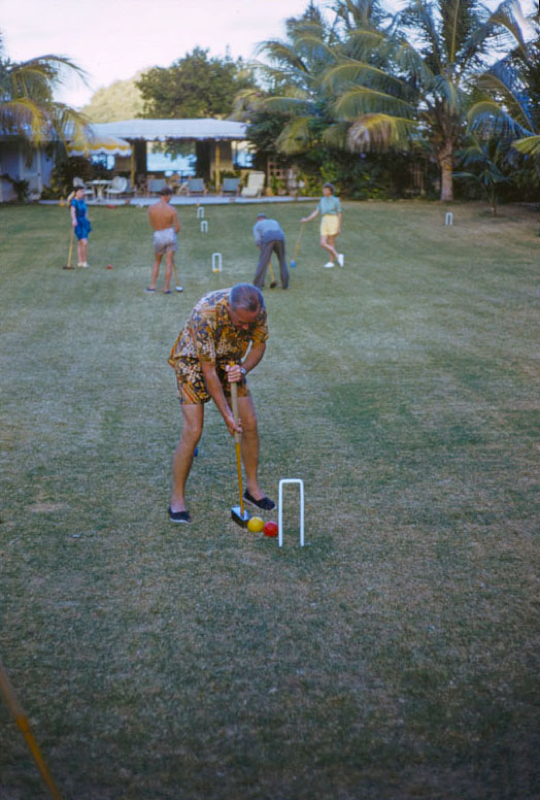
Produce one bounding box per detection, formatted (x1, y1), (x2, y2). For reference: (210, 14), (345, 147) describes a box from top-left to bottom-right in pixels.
(70, 186), (92, 267)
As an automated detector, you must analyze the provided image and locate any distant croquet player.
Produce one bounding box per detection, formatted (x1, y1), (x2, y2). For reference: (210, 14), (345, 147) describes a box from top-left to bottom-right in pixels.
(146, 187), (181, 294)
(167, 283), (275, 523)
(70, 186), (92, 267)
(302, 182), (344, 269)
(252, 213), (289, 290)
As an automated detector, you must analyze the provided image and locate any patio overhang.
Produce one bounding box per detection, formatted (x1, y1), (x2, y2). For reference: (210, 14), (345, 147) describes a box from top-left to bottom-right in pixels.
(88, 119), (248, 142)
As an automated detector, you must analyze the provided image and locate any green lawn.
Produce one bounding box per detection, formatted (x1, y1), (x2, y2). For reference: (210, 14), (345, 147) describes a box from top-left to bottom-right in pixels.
(0, 200), (538, 800)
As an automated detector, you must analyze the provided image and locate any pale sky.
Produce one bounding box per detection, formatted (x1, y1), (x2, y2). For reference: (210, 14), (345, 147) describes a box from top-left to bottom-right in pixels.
(1, 0), (535, 110)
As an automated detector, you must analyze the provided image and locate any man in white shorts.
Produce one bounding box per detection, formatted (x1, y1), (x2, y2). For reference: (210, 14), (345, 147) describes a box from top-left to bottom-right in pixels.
(146, 187), (181, 293)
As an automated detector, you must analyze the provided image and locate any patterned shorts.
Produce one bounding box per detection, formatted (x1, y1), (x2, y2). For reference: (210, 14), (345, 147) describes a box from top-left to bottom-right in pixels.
(153, 227), (177, 254)
(174, 359), (250, 405)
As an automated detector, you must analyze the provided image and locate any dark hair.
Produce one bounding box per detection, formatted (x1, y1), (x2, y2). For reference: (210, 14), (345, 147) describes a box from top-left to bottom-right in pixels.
(229, 283), (264, 313)
(323, 182), (335, 194)
(160, 187), (173, 196)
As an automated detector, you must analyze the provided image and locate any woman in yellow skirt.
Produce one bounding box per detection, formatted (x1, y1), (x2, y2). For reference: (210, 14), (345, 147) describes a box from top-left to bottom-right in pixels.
(302, 182), (344, 268)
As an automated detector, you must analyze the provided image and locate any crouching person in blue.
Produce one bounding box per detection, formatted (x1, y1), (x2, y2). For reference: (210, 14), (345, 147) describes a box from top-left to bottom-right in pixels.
(252, 213), (289, 290)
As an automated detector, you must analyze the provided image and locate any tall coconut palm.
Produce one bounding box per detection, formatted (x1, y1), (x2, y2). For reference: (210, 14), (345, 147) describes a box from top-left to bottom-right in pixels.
(0, 35), (88, 145)
(323, 0), (529, 200)
(242, 1), (390, 158)
(247, 4), (340, 156)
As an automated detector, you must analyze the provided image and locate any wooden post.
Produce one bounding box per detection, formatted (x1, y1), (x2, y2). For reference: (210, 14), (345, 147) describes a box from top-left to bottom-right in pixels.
(215, 142), (221, 192)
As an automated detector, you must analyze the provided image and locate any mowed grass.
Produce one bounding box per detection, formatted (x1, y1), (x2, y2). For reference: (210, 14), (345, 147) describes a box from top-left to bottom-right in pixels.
(0, 199), (538, 800)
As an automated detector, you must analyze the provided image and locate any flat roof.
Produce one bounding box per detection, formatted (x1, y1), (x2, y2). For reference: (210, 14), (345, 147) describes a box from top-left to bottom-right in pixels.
(90, 119), (248, 142)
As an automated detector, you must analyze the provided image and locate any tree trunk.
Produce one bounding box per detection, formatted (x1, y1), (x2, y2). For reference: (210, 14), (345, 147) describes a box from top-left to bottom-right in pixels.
(438, 139), (454, 202)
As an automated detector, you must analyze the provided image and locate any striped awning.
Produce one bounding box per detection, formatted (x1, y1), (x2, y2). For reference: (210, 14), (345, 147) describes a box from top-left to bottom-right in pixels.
(67, 134), (132, 157)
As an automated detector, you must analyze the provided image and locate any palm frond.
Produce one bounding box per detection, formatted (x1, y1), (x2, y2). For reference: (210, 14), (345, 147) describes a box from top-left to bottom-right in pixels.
(346, 112), (418, 150)
(321, 120), (352, 148)
(259, 94), (316, 115)
(390, 38), (435, 88)
(467, 100), (531, 138)
(475, 61), (536, 131)
(512, 135), (540, 155)
(333, 85), (416, 120)
(323, 60), (406, 95)
(275, 116), (314, 154)
(404, 0), (445, 73)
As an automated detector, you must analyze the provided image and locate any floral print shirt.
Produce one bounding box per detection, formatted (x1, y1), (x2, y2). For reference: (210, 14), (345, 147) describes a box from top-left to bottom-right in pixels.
(168, 289), (268, 371)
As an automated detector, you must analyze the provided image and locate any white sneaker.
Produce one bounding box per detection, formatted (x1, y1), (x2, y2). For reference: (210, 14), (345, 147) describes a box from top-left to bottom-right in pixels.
(82, 262), (89, 268)
(337, 253), (344, 267)
(323, 261), (335, 268)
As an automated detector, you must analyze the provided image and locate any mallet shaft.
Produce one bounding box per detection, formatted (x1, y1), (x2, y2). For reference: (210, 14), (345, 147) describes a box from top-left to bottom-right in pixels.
(230, 380), (244, 514)
(0, 656), (64, 800)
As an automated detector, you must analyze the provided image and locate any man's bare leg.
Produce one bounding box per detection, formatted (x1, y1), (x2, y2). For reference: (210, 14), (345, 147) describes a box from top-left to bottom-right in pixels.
(170, 404), (204, 513)
(164, 251), (173, 292)
(149, 253), (163, 290)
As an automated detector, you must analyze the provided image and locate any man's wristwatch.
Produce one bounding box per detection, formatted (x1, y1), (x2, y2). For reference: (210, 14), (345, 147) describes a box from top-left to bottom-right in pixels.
(240, 367), (247, 377)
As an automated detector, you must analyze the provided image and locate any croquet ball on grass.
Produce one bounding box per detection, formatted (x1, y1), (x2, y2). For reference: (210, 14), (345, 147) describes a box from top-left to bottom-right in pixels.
(290, 260), (296, 267)
(106, 264), (113, 269)
(263, 520), (279, 537)
(247, 516), (264, 533)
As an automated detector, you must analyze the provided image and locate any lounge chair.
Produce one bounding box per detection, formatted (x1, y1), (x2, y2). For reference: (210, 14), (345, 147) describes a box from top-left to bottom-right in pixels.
(241, 171), (265, 198)
(187, 178), (207, 196)
(148, 178), (167, 195)
(221, 177), (240, 197)
(105, 176), (128, 199)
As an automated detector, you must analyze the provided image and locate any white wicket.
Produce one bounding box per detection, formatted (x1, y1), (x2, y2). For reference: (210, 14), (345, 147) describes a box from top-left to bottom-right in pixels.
(278, 478), (305, 548)
(200, 220), (208, 232)
(212, 252), (223, 273)
(196, 206), (205, 218)
(445, 212), (454, 226)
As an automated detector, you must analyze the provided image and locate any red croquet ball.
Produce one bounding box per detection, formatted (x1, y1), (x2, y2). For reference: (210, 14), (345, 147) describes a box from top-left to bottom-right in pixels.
(263, 520), (279, 537)
(106, 264), (113, 269)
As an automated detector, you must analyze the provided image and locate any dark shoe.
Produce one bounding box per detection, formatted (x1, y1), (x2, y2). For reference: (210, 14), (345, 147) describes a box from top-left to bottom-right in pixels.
(164, 290), (172, 294)
(169, 507), (191, 523)
(144, 287), (155, 293)
(243, 490), (275, 511)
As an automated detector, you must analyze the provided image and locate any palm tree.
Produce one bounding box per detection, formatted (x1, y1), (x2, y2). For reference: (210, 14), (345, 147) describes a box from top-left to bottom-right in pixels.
(247, 4), (340, 156)
(238, 0), (390, 165)
(323, 0), (529, 200)
(0, 34), (88, 146)
(467, 8), (540, 155)
(454, 136), (509, 214)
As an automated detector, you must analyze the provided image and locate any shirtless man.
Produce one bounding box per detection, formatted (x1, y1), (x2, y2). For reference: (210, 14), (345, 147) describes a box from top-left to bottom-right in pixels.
(146, 187), (181, 293)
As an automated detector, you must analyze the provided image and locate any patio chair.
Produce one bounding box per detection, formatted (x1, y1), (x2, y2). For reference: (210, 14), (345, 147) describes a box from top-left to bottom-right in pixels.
(73, 177), (94, 200)
(240, 171), (265, 198)
(148, 178), (167, 195)
(105, 176), (128, 200)
(186, 178), (207, 196)
(221, 177), (240, 197)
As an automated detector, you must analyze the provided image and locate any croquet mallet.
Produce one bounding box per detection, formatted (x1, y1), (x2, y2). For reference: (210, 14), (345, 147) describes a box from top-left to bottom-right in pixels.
(290, 221), (305, 267)
(172, 260), (183, 292)
(268, 258), (278, 289)
(63, 227), (75, 270)
(0, 654), (64, 800)
(230, 376), (250, 528)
